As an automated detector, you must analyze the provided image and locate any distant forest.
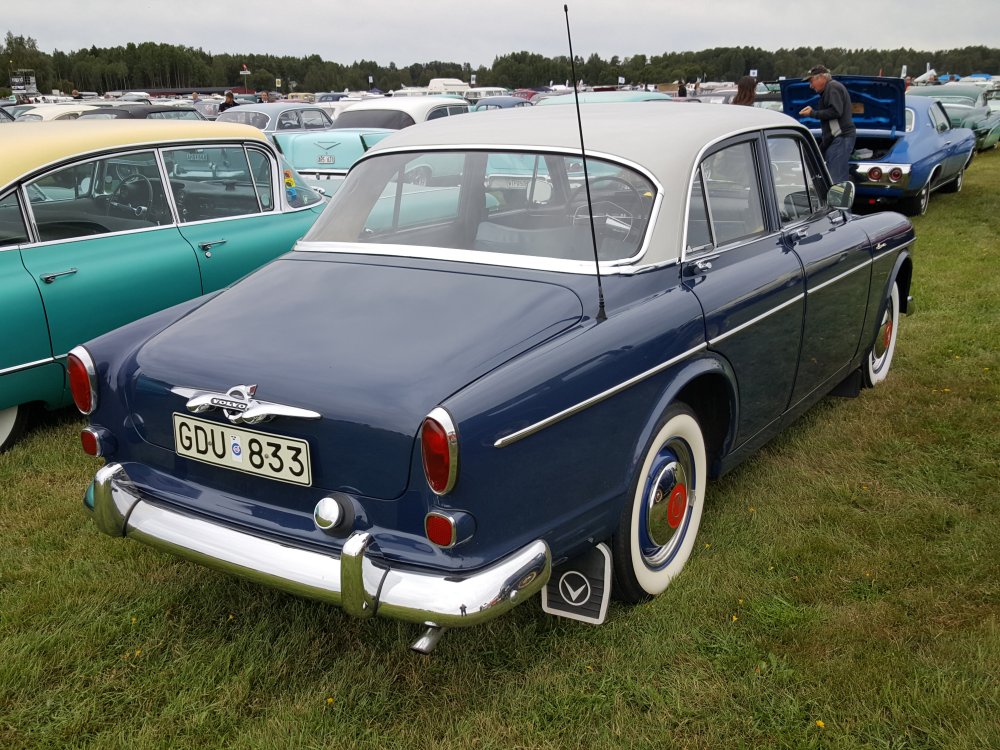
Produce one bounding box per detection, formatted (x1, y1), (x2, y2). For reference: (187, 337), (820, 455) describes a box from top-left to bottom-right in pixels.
(3, 31), (999, 95)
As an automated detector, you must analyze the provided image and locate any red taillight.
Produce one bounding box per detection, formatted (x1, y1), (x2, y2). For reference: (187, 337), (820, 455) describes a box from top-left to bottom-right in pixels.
(80, 428), (99, 456)
(67, 347), (96, 415)
(888, 168), (903, 182)
(867, 167), (883, 182)
(420, 408), (458, 495)
(425, 512), (456, 547)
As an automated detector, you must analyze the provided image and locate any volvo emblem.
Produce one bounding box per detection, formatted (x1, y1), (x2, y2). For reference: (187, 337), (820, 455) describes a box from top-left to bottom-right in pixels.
(178, 384), (321, 425)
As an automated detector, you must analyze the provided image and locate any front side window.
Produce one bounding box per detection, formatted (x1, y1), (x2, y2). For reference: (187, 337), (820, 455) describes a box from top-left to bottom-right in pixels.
(306, 150), (656, 262)
(27, 151), (170, 241)
(767, 135), (822, 225)
(0, 192), (29, 247)
(698, 141), (766, 246)
(162, 146), (262, 221)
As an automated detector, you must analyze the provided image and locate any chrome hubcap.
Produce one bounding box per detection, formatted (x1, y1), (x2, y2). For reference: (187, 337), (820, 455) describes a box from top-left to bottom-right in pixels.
(640, 438), (695, 569)
(873, 305), (895, 367)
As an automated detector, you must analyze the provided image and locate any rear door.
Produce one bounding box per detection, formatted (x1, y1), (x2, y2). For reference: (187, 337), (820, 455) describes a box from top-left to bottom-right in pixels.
(162, 144), (315, 292)
(683, 135), (805, 447)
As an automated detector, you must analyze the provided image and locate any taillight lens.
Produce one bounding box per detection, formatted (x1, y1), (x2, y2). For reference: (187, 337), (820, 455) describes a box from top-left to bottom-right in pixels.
(867, 167), (883, 182)
(67, 346), (97, 415)
(420, 408), (458, 495)
(888, 168), (903, 182)
(425, 512), (456, 547)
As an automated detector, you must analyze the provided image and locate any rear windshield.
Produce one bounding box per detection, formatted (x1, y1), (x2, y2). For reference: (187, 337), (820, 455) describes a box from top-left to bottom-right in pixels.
(333, 109), (416, 130)
(305, 150), (657, 263)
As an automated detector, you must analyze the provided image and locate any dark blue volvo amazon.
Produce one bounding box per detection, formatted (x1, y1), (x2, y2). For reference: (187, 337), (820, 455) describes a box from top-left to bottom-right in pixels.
(74, 103), (914, 651)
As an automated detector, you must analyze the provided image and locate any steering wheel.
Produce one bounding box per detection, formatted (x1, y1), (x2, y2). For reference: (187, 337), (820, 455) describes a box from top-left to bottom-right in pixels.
(108, 174), (154, 219)
(570, 175), (641, 240)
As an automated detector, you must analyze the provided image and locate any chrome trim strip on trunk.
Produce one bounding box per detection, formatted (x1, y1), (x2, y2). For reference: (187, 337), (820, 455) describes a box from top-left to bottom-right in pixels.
(90, 463), (551, 628)
(494, 342), (707, 448)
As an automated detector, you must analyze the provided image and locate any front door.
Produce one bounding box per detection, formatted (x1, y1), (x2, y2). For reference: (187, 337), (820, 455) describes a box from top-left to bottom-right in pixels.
(19, 150), (202, 358)
(764, 132), (873, 404)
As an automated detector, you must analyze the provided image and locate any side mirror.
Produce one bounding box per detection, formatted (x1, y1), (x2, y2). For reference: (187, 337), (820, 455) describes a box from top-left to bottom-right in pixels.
(827, 181), (855, 210)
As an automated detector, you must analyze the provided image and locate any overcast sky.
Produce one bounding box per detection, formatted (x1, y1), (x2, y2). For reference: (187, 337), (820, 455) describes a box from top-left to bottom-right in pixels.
(6, 0), (999, 68)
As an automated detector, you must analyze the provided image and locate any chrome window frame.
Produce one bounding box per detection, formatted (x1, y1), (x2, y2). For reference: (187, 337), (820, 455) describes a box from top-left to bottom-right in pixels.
(0, 188), (32, 250)
(305, 143), (665, 273)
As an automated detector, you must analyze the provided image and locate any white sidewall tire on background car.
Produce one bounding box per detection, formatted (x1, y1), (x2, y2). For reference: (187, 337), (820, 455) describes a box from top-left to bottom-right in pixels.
(0, 404), (30, 453)
(864, 281), (900, 387)
(612, 404), (707, 603)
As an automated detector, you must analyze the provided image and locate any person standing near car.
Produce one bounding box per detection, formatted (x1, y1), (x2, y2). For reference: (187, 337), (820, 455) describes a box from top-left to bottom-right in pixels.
(799, 65), (856, 184)
(218, 90), (239, 113)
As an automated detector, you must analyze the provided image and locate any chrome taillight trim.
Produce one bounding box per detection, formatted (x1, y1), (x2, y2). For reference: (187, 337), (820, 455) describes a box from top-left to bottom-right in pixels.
(67, 345), (98, 415)
(423, 406), (459, 496)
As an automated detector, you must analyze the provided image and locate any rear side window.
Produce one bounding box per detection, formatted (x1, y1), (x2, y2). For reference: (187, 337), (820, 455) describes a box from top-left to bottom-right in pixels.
(162, 146), (262, 221)
(301, 110), (331, 129)
(698, 141), (766, 246)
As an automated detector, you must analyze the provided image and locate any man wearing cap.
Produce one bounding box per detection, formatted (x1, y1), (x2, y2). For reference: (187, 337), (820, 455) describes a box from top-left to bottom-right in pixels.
(799, 65), (856, 184)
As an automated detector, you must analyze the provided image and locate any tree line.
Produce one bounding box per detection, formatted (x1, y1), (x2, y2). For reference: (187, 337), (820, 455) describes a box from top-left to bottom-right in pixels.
(3, 31), (998, 96)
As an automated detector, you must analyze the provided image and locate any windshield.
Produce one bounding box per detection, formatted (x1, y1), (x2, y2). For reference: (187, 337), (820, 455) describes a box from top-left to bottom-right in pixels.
(305, 150), (656, 263)
(333, 109), (416, 130)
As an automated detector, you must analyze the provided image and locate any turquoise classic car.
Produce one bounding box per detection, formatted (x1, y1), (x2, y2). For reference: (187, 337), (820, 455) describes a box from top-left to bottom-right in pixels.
(0, 121), (325, 451)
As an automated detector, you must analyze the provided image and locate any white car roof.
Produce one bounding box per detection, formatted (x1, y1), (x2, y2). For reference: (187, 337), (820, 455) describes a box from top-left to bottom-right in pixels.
(347, 95), (469, 118)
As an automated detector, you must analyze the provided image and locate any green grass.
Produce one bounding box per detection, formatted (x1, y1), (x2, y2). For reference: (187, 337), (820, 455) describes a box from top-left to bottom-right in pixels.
(2, 152), (999, 749)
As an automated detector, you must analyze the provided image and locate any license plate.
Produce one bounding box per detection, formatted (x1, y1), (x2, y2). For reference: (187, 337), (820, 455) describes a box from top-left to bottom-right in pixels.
(317, 154), (335, 164)
(173, 413), (312, 486)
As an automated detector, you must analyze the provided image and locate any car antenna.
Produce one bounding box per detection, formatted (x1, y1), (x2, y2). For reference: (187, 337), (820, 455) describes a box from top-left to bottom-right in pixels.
(564, 3), (607, 322)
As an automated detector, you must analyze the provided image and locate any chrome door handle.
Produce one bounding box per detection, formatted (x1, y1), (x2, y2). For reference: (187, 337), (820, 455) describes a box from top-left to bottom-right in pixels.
(40, 268), (78, 284)
(198, 239), (227, 251)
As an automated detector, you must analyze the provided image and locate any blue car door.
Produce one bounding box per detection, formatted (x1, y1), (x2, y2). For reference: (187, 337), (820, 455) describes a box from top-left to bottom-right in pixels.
(763, 131), (872, 405)
(682, 135), (805, 448)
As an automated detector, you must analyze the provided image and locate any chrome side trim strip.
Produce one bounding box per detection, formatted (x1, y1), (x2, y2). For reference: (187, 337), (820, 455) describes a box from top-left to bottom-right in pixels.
(90, 463), (551, 629)
(808, 260), (871, 294)
(494, 342), (707, 448)
(709, 293), (805, 346)
(0, 357), (56, 376)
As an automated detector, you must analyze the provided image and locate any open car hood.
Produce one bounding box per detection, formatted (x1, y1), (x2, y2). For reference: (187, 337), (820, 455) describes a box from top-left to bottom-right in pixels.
(781, 75), (906, 135)
(126, 253), (584, 499)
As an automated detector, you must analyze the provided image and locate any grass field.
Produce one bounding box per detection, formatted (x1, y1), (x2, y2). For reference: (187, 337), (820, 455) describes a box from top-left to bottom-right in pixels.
(1, 151), (998, 750)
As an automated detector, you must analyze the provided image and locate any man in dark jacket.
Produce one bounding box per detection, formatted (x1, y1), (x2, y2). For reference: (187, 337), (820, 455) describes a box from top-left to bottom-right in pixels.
(218, 91), (239, 113)
(799, 65), (856, 183)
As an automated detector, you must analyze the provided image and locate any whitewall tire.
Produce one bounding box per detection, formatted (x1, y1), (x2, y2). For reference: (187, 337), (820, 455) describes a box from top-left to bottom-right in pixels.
(612, 404), (707, 603)
(0, 404), (30, 453)
(864, 281), (900, 387)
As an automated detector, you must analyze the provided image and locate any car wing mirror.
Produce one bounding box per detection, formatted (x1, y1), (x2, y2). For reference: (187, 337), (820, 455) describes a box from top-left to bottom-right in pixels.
(827, 181), (855, 210)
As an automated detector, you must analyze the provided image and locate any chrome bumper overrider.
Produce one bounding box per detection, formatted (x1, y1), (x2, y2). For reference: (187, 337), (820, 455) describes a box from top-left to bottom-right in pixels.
(90, 463), (551, 628)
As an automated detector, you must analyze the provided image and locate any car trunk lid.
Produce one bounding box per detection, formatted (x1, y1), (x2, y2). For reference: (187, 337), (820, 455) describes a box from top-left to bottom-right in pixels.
(126, 254), (584, 500)
(780, 75), (906, 136)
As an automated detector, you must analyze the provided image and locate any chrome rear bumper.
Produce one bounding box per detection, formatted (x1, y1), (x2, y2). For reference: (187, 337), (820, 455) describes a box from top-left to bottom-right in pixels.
(90, 463), (550, 628)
